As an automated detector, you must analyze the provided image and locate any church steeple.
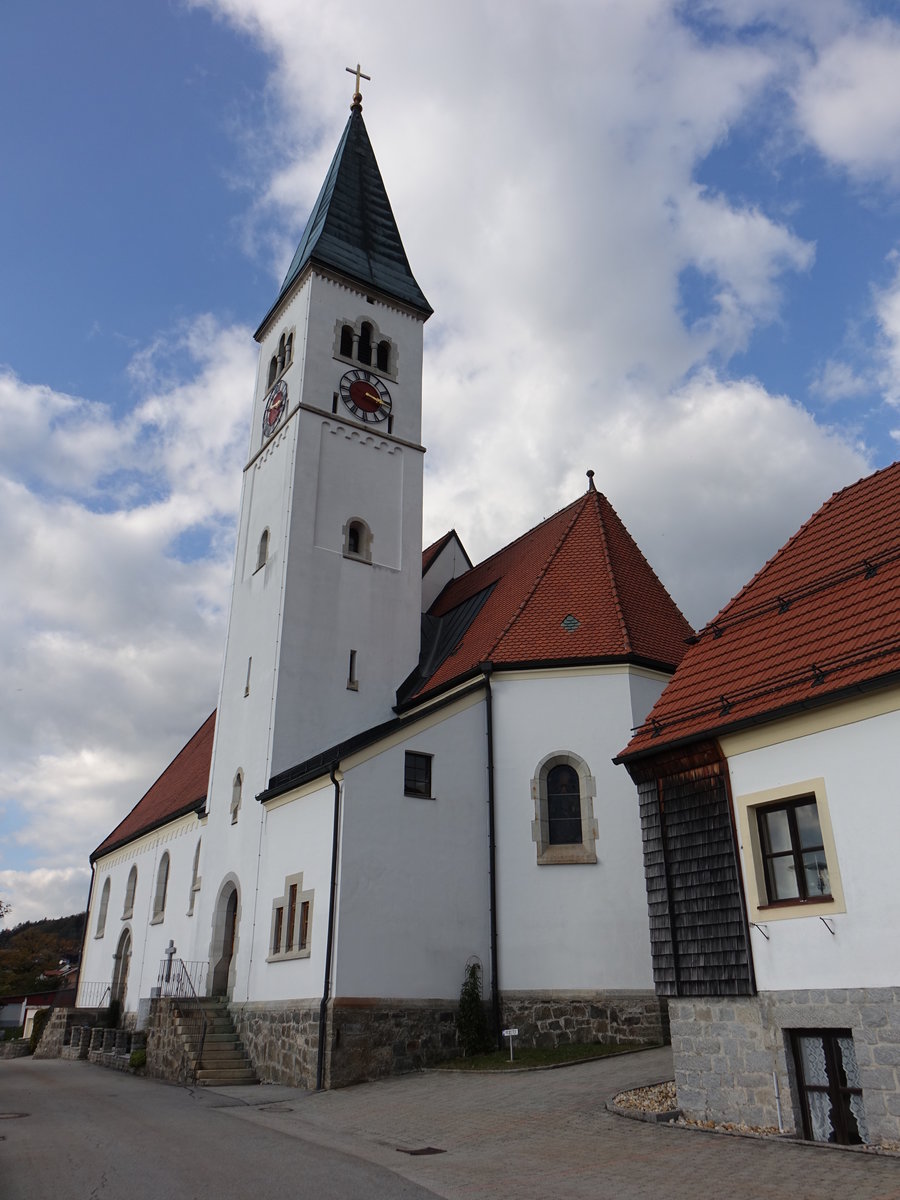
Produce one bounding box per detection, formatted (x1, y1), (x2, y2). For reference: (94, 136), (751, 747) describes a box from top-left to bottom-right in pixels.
(255, 107), (431, 339)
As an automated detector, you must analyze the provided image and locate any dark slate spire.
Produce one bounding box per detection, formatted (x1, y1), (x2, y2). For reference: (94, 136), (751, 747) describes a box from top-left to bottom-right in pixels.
(255, 109), (432, 337)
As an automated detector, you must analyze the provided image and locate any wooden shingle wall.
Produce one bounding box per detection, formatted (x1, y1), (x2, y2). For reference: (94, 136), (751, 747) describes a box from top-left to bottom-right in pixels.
(633, 743), (754, 997)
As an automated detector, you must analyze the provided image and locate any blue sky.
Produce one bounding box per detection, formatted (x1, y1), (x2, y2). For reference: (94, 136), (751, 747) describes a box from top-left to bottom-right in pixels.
(3, 0), (900, 923)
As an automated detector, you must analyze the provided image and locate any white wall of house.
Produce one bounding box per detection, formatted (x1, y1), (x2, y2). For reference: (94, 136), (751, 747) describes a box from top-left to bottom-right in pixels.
(79, 811), (205, 1012)
(492, 666), (667, 992)
(333, 696), (492, 999)
(725, 696), (900, 991)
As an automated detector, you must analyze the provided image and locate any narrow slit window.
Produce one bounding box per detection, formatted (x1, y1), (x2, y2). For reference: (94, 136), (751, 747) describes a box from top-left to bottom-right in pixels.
(340, 324), (354, 357)
(347, 649), (358, 690)
(272, 906), (284, 955)
(256, 528), (269, 571)
(244, 657), (252, 698)
(376, 340), (390, 372)
(285, 883), (297, 952)
(299, 901), (310, 950)
(358, 322), (373, 365)
(231, 771), (243, 824)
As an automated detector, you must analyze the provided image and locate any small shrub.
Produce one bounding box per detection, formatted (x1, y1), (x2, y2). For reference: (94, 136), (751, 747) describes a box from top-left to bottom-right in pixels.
(129, 1048), (146, 1070)
(456, 961), (491, 1056)
(29, 1008), (51, 1054)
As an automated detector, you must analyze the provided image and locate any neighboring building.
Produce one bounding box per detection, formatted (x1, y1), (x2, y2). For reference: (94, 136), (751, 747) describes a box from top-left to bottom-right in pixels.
(79, 88), (692, 1088)
(618, 461), (900, 1147)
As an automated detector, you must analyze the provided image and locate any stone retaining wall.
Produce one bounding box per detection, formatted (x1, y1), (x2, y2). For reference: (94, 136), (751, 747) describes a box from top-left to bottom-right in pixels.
(500, 990), (668, 1051)
(232, 1000), (320, 1088)
(325, 999), (459, 1088)
(0, 1040), (31, 1059)
(146, 997), (188, 1082)
(670, 987), (900, 1147)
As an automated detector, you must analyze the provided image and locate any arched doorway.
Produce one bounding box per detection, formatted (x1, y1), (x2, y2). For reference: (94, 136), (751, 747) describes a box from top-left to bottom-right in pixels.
(111, 927), (132, 1006)
(211, 882), (238, 996)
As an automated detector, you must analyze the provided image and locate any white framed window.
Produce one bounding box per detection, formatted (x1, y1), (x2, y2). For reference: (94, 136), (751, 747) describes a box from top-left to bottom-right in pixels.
(268, 872), (314, 961)
(531, 751), (598, 865)
(122, 865), (138, 919)
(735, 777), (845, 923)
(151, 852), (169, 923)
(95, 877), (111, 938)
(343, 517), (372, 562)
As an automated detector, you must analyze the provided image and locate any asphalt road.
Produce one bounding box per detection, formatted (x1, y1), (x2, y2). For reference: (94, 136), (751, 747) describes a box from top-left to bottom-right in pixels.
(0, 1058), (435, 1200)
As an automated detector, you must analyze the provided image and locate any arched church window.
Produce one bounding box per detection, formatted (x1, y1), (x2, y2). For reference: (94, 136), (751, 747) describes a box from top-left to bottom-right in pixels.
(152, 853), (169, 922)
(340, 324), (354, 357)
(343, 518), (372, 562)
(231, 771), (243, 824)
(531, 752), (599, 865)
(277, 333), (287, 373)
(285, 332), (293, 366)
(256, 528), (269, 572)
(376, 340), (390, 373)
(267, 355), (278, 388)
(358, 322), (373, 366)
(122, 866), (138, 919)
(95, 877), (111, 938)
(188, 839), (202, 915)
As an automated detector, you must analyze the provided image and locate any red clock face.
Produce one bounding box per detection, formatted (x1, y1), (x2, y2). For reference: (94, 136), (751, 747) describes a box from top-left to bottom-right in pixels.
(339, 369), (392, 423)
(262, 380), (288, 437)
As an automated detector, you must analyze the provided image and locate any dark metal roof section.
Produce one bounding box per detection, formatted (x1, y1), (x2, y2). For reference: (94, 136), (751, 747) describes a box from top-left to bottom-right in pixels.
(255, 109), (432, 338)
(396, 583), (496, 706)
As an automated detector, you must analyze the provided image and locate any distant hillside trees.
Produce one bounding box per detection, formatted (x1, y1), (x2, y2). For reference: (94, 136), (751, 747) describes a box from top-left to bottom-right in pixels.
(0, 913), (86, 997)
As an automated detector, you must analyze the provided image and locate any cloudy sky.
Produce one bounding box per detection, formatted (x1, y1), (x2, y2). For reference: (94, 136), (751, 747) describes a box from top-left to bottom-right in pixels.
(3, 0), (900, 924)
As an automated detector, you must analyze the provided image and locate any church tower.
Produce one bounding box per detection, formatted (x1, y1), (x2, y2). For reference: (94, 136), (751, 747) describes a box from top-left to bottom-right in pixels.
(210, 80), (432, 828)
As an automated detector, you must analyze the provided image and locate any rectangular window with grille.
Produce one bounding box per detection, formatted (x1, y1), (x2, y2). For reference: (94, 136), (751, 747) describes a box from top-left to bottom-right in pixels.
(404, 751), (433, 798)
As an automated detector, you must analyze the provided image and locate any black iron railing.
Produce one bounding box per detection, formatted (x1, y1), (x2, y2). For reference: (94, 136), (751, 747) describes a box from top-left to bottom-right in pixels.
(156, 958), (208, 1085)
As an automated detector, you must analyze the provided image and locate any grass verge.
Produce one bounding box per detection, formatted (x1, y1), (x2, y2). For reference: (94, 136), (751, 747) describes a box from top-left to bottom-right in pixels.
(435, 1040), (647, 1071)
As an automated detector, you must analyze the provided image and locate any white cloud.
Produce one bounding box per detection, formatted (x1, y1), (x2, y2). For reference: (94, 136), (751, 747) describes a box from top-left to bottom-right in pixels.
(810, 359), (871, 403)
(793, 21), (900, 187)
(0, 869), (91, 927)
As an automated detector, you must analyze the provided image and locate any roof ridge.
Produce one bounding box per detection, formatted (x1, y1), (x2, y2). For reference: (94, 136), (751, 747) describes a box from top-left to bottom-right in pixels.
(465, 493), (585, 580)
(590, 491), (634, 654)
(484, 493), (589, 660)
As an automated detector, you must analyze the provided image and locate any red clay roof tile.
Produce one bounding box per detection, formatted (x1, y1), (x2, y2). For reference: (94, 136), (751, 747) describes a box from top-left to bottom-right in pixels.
(621, 461), (900, 759)
(91, 712), (215, 860)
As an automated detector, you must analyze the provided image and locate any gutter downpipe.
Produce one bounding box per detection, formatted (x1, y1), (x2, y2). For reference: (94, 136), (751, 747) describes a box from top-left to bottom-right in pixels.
(317, 762), (343, 1091)
(481, 663), (502, 1048)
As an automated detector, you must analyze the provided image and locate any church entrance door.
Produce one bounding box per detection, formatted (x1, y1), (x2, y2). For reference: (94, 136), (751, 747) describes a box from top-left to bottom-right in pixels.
(111, 928), (131, 1005)
(211, 884), (238, 997)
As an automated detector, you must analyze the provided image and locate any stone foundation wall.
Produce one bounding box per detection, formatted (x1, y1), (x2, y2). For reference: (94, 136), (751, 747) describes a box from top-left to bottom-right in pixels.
(670, 987), (900, 1147)
(0, 1040), (31, 1059)
(499, 990), (668, 1051)
(325, 999), (459, 1089)
(146, 997), (188, 1083)
(231, 1001), (320, 1088)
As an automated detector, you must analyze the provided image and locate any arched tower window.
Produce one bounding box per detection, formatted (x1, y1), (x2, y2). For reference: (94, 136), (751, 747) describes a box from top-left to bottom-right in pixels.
(256, 528), (270, 572)
(267, 355), (278, 387)
(358, 322), (373, 365)
(122, 866), (138, 919)
(531, 752), (599, 865)
(277, 333), (287, 373)
(285, 332), (293, 366)
(231, 771), (243, 825)
(152, 853), (169, 922)
(95, 877), (111, 938)
(376, 340), (390, 373)
(340, 324), (354, 357)
(343, 518), (372, 562)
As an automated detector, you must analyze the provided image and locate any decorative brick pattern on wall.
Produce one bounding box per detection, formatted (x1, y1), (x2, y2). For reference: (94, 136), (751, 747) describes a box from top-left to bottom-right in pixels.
(671, 988), (900, 1147)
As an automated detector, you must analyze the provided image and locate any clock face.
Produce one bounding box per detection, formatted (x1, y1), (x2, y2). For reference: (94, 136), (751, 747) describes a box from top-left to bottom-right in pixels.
(339, 369), (392, 424)
(262, 379), (288, 438)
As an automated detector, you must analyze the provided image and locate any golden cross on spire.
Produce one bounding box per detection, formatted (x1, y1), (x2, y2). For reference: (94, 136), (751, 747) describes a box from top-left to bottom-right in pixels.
(345, 62), (371, 110)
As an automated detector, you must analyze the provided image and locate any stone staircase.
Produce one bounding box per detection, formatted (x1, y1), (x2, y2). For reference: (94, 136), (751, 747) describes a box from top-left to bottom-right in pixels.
(174, 997), (258, 1087)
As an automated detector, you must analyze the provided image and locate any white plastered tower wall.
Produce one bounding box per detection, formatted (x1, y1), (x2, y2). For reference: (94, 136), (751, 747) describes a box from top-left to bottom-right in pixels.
(188, 262), (426, 1002)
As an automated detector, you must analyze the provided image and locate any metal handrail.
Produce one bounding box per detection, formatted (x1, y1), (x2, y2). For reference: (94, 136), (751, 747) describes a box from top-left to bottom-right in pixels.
(77, 981), (112, 1008)
(156, 958), (208, 1085)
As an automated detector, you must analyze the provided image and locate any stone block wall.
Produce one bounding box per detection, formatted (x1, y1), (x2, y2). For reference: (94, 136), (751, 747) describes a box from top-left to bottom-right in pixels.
(146, 997), (189, 1083)
(0, 1040), (31, 1059)
(670, 987), (900, 1147)
(500, 990), (668, 1051)
(232, 1001), (320, 1088)
(325, 999), (459, 1089)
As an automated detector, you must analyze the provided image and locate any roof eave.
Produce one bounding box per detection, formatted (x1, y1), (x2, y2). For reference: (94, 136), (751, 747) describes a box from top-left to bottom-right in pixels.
(90, 796), (206, 863)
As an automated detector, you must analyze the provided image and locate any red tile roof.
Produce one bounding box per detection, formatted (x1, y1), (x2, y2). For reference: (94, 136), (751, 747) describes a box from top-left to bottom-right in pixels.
(620, 461), (900, 760)
(414, 487), (692, 699)
(91, 712), (215, 860)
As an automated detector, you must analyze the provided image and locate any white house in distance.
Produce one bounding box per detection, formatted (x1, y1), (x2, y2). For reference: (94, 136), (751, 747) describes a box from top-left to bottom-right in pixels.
(618, 461), (900, 1148)
(78, 84), (692, 1088)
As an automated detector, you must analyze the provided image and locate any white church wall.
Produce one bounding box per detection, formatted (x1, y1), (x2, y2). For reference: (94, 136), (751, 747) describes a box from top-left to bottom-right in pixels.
(723, 696), (900, 992)
(80, 812), (204, 1014)
(333, 696), (491, 1000)
(492, 667), (660, 992)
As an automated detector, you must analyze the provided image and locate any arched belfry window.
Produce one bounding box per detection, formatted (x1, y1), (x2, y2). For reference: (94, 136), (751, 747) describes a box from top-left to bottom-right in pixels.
(256, 528), (270, 572)
(267, 355), (278, 387)
(358, 322), (373, 366)
(95, 877), (111, 938)
(123, 866), (138, 919)
(340, 324), (354, 357)
(231, 771), (243, 824)
(531, 752), (598, 865)
(343, 518), (372, 562)
(376, 340), (390, 373)
(151, 853), (169, 923)
(277, 333), (287, 374)
(285, 332), (293, 366)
